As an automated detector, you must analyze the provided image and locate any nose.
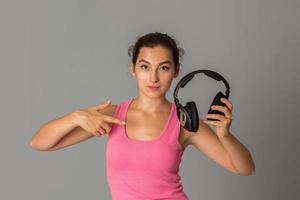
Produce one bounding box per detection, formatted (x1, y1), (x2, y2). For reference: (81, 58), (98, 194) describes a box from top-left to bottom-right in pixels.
(150, 69), (159, 83)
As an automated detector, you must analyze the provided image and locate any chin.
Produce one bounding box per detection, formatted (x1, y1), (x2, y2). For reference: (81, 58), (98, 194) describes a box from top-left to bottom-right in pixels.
(147, 91), (167, 99)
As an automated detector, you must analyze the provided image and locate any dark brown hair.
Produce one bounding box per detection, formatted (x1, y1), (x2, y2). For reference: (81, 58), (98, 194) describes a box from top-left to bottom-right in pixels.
(128, 32), (184, 73)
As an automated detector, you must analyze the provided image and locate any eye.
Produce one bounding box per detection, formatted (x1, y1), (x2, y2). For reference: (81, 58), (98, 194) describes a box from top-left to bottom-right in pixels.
(160, 66), (170, 71)
(140, 65), (149, 70)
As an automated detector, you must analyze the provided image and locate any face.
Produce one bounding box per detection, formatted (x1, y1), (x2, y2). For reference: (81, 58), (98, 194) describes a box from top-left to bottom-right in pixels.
(130, 45), (180, 98)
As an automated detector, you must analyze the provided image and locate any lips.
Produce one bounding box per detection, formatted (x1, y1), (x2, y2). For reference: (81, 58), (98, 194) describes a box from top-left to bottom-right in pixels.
(148, 86), (160, 88)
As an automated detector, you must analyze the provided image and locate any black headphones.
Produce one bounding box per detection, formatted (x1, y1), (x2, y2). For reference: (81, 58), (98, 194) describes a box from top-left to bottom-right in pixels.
(173, 69), (230, 132)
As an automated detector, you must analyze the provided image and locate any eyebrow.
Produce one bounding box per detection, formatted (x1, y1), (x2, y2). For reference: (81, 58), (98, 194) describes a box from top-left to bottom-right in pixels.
(138, 59), (172, 65)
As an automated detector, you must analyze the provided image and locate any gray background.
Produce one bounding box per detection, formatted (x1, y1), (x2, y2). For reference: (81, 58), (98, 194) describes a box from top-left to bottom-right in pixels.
(1, 0), (299, 199)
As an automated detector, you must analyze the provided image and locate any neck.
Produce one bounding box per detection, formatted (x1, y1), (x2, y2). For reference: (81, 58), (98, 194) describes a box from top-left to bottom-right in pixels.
(131, 96), (171, 114)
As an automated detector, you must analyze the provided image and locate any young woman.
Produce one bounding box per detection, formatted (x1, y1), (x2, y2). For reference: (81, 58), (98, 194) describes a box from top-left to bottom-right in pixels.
(30, 32), (255, 200)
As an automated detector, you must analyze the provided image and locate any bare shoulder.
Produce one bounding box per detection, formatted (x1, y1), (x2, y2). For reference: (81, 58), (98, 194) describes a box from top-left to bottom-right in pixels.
(97, 104), (118, 138)
(179, 119), (209, 149)
(97, 104), (118, 116)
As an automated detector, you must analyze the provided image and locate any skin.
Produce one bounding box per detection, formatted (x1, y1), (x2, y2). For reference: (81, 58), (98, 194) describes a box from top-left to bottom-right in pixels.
(125, 45), (182, 143)
(44, 45), (255, 176)
(124, 45), (255, 176)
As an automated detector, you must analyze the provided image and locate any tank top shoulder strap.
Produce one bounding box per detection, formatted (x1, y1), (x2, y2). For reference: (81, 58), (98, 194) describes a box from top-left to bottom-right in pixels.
(113, 98), (132, 120)
(112, 99), (133, 119)
(161, 101), (182, 148)
(108, 99), (132, 140)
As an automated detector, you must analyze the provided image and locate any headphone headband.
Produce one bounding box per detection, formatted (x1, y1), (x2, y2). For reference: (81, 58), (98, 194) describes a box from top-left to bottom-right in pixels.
(173, 69), (230, 107)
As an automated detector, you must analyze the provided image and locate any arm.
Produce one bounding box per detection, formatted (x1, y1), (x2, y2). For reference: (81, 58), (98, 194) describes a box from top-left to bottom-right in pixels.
(187, 119), (241, 175)
(188, 119), (255, 176)
(200, 98), (255, 176)
(29, 103), (118, 151)
(219, 132), (256, 176)
(29, 111), (86, 151)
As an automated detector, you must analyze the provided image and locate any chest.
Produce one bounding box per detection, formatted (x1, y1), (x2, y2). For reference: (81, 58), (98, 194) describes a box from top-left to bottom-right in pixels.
(104, 105), (192, 150)
(125, 109), (191, 150)
(106, 112), (185, 173)
(125, 111), (168, 140)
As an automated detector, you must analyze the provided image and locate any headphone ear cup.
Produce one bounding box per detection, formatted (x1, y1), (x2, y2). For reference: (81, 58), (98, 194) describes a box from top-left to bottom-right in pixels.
(185, 101), (199, 132)
(177, 104), (188, 128)
(207, 91), (228, 121)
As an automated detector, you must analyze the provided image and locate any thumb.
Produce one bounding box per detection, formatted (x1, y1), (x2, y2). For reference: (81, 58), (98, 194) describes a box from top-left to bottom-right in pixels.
(91, 99), (111, 111)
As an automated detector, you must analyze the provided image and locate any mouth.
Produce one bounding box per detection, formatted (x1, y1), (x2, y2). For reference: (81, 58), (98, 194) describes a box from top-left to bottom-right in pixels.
(148, 86), (160, 90)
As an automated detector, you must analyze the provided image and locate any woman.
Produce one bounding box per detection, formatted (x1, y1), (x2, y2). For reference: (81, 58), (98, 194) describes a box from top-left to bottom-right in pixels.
(30, 32), (255, 199)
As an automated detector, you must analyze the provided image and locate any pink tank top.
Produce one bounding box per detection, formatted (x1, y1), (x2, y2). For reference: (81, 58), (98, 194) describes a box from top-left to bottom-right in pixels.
(106, 98), (189, 200)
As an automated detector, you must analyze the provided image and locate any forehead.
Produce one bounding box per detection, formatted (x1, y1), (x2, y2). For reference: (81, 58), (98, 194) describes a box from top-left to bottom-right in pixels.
(137, 46), (173, 62)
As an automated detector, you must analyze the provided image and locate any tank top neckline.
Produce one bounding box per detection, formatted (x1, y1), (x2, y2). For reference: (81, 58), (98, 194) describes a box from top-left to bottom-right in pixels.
(122, 98), (175, 143)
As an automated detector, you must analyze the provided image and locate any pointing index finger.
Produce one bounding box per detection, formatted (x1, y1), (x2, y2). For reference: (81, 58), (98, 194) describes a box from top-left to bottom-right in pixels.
(104, 116), (126, 125)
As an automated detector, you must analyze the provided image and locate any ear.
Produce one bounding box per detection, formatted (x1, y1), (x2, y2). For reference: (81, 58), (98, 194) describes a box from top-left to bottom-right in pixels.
(130, 62), (136, 76)
(174, 65), (180, 78)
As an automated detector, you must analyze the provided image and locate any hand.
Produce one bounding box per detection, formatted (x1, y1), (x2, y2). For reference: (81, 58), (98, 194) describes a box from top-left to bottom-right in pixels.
(73, 100), (125, 137)
(202, 98), (233, 138)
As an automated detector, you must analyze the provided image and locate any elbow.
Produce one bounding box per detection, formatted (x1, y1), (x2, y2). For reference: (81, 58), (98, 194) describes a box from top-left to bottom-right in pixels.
(29, 139), (50, 151)
(236, 159), (256, 176)
(236, 170), (255, 176)
(236, 167), (256, 176)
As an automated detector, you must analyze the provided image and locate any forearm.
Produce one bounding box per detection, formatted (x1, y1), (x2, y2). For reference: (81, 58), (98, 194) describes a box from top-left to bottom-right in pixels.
(30, 111), (79, 151)
(219, 132), (256, 175)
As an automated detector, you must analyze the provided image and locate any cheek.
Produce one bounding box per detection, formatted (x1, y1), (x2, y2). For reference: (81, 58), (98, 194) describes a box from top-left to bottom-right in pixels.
(137, 75), (148, 83)
(135, 75), (148, 87)
(162, 74), (174, 82)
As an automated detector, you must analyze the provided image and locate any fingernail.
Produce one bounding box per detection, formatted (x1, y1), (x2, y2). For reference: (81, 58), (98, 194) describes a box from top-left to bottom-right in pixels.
(122, 121), (126, 124)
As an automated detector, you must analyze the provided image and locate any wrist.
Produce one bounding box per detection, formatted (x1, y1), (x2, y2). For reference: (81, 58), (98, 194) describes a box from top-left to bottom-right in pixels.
(67, 110), (82, 126)
(219, 132), (232, 140)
